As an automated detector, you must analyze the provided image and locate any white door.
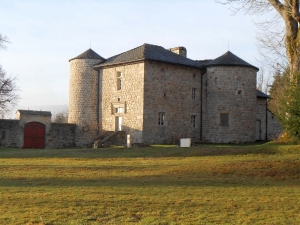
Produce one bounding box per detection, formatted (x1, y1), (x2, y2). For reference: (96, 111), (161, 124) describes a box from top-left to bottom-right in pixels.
(256, 120), (261, 140)
(115, 117), (122, 131)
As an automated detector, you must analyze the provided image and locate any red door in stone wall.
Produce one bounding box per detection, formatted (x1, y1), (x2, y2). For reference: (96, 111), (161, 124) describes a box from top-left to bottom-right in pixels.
(23, 122), (45, 148)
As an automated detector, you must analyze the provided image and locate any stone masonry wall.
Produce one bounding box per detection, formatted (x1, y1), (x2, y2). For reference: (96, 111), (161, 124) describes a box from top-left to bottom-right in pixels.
(256, 97), (267, 140)
(100, 62), (144, 143)
(69, 58), (103, 146)
(0, 119), (20, 147)
(143, 61), (202, 144)
(16, 112), (52, 148)
(202, 66), (257, 143)
(267, 110), (282, 140)
(49, 123), (76, 148)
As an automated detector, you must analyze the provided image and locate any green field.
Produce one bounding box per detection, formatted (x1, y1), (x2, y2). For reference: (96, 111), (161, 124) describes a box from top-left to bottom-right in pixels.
(0, 143), (300, 225)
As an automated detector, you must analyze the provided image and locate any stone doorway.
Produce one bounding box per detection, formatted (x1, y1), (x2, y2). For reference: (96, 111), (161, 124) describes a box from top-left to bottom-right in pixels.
(23, 122), (45, 148)
(115, 116), (122, 131)
(256, 120), (261, 141)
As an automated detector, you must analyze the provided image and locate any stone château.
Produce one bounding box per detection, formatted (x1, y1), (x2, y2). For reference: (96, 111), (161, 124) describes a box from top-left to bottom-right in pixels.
(0, 43), (282, 148)
(68, 43), (281, 146)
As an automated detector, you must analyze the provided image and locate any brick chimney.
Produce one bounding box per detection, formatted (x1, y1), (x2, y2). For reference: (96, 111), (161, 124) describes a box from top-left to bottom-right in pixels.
(169, 46), (187, 57)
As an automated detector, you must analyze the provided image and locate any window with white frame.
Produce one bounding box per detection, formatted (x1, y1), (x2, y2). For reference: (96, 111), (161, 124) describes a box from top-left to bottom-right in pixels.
(117, 72), (122, 90)
(115, 107), (124, 113)
(191, 115), (196, 127)
(111, 102), (126, 115)
(192, 88), (196, 99)
(158, 112), (165, 125)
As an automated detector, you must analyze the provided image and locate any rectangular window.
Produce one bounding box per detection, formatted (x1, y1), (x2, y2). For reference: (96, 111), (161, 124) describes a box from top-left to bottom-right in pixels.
(220, 114), (229, 127)
(191, 115), (196, 127)
(1, 131), (5, 140)
(192, 88), (196, 99)
(115, 107), (124, 113)
(117, 72), (122, 90)
(158, 112), (165, 125)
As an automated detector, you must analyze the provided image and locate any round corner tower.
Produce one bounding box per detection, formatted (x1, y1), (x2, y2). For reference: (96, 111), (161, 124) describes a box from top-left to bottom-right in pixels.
(68, 49), (105, 145)
(202, 51), (258, 143)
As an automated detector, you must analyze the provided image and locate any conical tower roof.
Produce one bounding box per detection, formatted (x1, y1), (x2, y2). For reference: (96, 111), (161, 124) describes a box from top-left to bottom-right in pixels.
(69, 48), (105, 62)
(207, 51), (258, 70)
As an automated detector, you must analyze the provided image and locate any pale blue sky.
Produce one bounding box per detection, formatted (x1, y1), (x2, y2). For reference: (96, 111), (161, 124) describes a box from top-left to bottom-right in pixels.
(0, 0), (262, 117)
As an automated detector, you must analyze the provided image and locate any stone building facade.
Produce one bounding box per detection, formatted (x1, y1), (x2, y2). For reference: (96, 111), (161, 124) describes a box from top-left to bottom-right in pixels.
(202, 66), (257, 143)
(0, 43), (282, 148)
(67, 43), (282, 146)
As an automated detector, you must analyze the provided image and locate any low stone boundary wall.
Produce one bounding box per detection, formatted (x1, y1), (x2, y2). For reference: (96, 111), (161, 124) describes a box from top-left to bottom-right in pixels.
(0, 119), (21, 147)
(49, 123), (76, 148)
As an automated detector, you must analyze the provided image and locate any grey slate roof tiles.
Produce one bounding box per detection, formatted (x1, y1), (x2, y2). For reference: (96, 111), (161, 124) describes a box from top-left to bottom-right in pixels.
(94, 43), (201, 68)
(72, 45), (259, 75)
(195, 59), (212, 67)
(69, 48), (105, 62)
(207, 51), (259, 70)
(256, 89), (270, 98)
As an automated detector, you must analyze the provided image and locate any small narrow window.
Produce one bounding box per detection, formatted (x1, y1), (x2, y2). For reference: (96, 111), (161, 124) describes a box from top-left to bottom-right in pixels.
(1, 131), (5, 140)
(220, 114), (229, 127)
(192, 88), (196, 99)
(191, 115), (196, 127)
(117, 72), (122, 90)
(158, 112), (165, 126)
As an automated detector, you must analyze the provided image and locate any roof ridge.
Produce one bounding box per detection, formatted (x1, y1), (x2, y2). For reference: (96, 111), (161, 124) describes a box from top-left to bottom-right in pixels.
(94, 43), (202, 68)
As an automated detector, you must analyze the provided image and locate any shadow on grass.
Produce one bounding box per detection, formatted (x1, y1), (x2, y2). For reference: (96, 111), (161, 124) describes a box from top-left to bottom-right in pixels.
(0, 172), (298, 188)
(0, 142), (286, 158)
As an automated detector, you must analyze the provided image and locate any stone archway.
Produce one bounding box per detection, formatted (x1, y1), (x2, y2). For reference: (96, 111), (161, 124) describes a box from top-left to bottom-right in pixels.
(23, 122), (45, 148)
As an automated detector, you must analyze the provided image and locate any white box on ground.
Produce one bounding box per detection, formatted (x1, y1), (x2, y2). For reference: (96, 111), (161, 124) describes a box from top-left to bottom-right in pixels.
(180, 138), (191, 147)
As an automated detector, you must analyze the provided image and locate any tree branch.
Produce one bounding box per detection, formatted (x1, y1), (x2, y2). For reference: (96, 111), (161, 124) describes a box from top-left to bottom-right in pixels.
(268, 0), (286, 17)
(292, 0), (300, 22)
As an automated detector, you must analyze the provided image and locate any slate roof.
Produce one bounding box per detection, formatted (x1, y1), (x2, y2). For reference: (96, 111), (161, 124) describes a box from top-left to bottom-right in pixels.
(17, 110), (52, 116)
(94, 43), (201, 68)
(69, 48), (105, 62)
(207, 51), (259, 70)
(195, 59), (212, 67)
(256, 89), (270, 98)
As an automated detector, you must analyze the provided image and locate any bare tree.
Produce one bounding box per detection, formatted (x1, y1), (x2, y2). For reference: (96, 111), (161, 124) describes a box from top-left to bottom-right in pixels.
(0, 66), (19, 115)
(218, 0), (300, 75)
(52, 110), (68, 123)
(257, 67), (271, 93)
(0, 34), (9, 49)
(0, 34), (19, 116)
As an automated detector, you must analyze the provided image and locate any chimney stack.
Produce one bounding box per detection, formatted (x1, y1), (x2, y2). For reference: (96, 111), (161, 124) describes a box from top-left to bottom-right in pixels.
(169, 46), (187, 57)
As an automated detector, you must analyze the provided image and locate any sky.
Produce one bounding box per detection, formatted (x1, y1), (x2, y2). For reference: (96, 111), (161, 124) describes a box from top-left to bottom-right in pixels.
(0, 0), (263, 118)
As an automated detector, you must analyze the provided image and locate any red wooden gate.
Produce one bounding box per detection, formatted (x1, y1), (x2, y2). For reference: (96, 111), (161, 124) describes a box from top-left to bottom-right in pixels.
(23, 122), (45, 148)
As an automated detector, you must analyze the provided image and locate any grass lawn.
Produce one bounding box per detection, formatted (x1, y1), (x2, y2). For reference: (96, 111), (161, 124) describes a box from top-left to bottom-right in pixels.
(0, 142), (300, 224)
